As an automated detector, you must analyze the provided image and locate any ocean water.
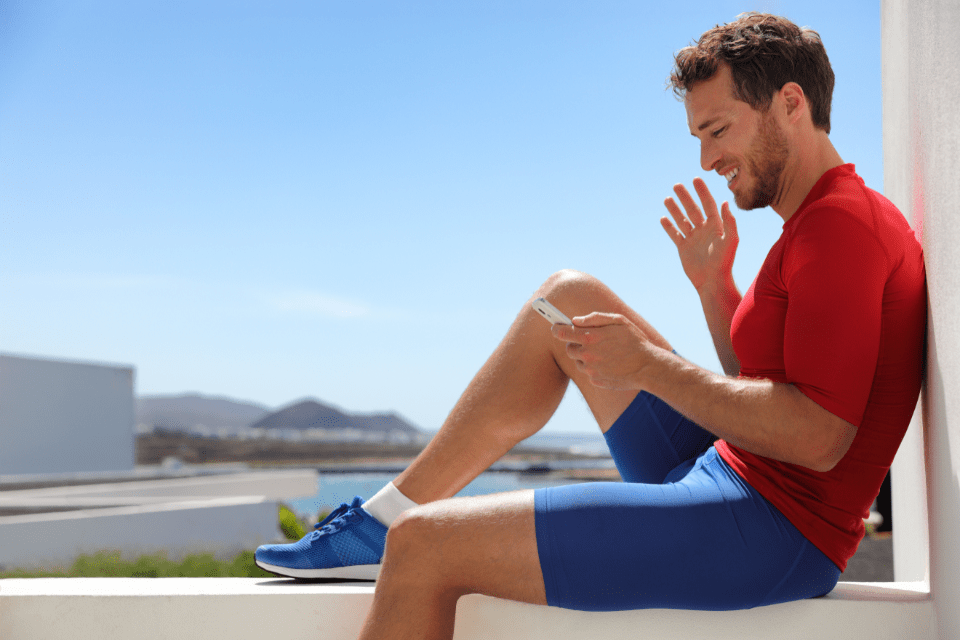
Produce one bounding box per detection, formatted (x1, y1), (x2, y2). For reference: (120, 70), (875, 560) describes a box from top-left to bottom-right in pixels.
(286, 471), (595, 520)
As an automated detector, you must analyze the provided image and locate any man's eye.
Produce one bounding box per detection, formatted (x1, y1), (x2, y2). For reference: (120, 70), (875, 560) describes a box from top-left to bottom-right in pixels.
(712, 127), (726, 138)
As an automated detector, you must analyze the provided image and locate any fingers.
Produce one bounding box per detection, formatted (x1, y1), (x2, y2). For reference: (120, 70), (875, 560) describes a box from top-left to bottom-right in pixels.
(565, 341), (585, 363)
(673, 181), (706, 227)
(693, 178), (721, 226)
(660, 214), (684, 247)
(550, 322), (584, 344)
(662, 177), (722, 240)
(662, 197), (691, 243)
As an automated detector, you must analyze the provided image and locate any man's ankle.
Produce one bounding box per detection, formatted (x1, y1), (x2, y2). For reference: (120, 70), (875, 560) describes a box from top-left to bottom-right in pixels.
(362, 481), (419, 527)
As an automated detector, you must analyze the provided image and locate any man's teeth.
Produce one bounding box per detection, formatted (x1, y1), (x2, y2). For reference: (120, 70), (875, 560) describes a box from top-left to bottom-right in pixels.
(724, 168), (739, 184)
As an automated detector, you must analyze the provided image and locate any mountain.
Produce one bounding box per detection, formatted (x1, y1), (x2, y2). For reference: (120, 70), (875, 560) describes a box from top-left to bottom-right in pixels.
(136, 394), (423, 436)
(249, 398), (421, 435)
(249, 398), (350, 431)
(356, 412), (422, 435)
(137, 393), (271, 430)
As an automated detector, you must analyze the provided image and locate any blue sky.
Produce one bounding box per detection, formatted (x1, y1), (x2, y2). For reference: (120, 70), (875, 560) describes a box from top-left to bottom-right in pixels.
(0, 0), (884, 434)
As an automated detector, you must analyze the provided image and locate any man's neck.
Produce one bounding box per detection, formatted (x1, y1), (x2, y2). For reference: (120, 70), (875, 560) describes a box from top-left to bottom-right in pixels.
(773, 133), (845, 224)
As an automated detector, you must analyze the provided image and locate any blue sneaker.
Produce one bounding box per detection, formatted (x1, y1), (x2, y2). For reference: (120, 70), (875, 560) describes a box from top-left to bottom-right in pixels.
(255, 496), (387, 579)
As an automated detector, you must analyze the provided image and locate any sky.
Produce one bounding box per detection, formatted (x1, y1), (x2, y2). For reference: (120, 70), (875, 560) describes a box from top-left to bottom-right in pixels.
(0, 0), (884, 434)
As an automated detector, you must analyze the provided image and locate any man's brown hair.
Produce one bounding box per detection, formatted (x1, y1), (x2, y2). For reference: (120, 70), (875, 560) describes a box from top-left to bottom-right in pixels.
(669, 13), (835, 133)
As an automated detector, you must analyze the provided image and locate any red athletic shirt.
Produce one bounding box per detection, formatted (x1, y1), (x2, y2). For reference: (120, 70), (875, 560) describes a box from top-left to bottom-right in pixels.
(716, 164), (926, 571)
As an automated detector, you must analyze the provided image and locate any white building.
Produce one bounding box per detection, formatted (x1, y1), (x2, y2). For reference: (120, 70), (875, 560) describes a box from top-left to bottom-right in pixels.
(0, 353), (135, 475)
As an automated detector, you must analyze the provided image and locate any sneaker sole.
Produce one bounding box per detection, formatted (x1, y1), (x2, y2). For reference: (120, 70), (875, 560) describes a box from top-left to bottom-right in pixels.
(255, 559), (381, 580)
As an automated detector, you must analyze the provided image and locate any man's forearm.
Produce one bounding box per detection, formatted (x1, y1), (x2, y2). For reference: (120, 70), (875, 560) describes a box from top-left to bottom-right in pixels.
(698, 273), (742, 376)
(637, 348), (856, 472)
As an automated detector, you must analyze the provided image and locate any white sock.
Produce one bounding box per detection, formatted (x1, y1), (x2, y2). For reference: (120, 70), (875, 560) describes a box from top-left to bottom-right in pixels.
(362, 481), (419, 527)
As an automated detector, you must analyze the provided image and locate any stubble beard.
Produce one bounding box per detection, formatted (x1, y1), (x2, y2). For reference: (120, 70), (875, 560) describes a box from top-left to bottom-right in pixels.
(736, 111), (790, 211)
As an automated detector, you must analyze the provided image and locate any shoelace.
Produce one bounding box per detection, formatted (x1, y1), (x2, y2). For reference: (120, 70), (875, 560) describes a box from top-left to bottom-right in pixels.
(311, 496), (365, 538)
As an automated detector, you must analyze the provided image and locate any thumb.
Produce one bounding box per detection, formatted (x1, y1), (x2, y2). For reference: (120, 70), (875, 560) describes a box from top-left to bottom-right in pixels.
(572, 312), (624, 327)
(721, 201), (739, 239)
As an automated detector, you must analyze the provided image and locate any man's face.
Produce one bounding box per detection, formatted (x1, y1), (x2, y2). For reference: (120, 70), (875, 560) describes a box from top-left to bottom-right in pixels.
(684, 65), (789, 211)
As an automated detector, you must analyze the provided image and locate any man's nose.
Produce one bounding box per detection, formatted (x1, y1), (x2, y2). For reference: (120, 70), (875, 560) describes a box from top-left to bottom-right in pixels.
(700, 141), (721, 172)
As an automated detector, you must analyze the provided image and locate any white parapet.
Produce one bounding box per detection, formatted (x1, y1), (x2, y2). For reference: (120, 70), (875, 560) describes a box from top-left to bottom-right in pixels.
(0, 498), (278, 570)
(0, 579), (935, 640)
(0, 469), (320, 502)
(0, 469), (319, 571)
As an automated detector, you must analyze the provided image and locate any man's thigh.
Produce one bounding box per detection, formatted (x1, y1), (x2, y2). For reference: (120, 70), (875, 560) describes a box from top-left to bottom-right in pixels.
(604, 390), (717, 484)
(534, 449), (840, 612)
(382, 489), (547, 606)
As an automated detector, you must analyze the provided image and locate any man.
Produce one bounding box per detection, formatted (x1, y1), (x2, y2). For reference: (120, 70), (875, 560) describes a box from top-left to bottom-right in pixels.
(256, 13), (926, 639)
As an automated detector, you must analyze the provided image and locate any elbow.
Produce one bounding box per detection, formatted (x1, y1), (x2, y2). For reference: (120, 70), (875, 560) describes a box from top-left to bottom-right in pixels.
(804, 420), (858, 473)
(807, 452), (842, 473)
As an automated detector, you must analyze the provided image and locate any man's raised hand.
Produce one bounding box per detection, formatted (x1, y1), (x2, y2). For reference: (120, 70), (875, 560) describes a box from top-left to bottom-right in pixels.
(661, 177), (739, 292)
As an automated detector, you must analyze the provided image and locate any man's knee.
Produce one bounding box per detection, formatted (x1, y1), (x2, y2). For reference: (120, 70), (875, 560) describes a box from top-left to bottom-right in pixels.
(384, 505), (440, 566)
(382, 505), (467, 591)
(537, 269), (616, 313)
(540, 269), (598, 298)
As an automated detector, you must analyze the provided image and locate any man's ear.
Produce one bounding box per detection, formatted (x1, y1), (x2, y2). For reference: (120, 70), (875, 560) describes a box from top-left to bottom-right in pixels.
(779, 82), (806, 124)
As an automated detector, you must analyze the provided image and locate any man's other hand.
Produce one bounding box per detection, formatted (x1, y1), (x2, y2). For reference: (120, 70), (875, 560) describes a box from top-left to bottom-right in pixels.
(661, 177), (739, 293)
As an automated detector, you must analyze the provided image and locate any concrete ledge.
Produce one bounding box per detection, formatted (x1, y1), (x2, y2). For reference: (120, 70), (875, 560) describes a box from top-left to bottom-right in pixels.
(0, 498), (278, 570)
(0, 469), (319, 501)
(0, 579), (935, 640)
(457, 582), (935, 640)
(0, 469), (319, 570)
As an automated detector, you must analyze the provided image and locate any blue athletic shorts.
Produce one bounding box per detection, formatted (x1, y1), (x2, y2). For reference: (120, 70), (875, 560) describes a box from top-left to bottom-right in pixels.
(533, 390), (841, 612)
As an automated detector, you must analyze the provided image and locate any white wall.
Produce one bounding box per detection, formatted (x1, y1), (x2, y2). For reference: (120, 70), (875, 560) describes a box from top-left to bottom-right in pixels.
(0, 579), (937, 640)
(882, 0), (960, 638)
(0, 498), (278, 570)
(0, 353), (135, 475)
(0, 469), (319, 570)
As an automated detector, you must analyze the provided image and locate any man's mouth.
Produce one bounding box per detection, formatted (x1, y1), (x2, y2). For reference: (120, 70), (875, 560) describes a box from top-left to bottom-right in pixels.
(723, 167), (739, 186)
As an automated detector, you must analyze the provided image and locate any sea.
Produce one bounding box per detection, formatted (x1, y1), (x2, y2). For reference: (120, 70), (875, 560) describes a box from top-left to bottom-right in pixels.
(285, 467), (608, 520)
(285, 431), (614, 520)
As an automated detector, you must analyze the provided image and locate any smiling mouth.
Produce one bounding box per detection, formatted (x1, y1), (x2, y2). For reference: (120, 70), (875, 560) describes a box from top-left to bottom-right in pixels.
(723, 167), (739, 185)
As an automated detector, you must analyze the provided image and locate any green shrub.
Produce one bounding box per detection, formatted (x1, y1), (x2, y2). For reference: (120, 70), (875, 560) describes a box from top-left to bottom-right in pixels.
(175, 552), (225, 577)
(0, 550), (276, 579)
(278, 503), (308, 541)
(227, 550), (272, 577)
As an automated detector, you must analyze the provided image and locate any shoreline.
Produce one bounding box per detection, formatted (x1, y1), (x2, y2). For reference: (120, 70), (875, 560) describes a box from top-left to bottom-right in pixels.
(136, 432), (613, 479)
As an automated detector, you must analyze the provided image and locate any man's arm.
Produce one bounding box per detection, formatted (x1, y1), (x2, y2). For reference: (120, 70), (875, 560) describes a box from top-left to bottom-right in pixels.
(634, 347), (856, 471)
(555, 318), (857, 472)
(697, 273), (742, 376)
(661, 179), (741, 375)
(564, 178), (857, 470)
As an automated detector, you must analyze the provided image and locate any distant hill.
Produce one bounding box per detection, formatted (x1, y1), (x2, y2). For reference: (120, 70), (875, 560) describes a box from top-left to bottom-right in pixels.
(137, 394), (270, 430)
(136, 394), (423, 436)
(250, 399), (421, 435)
(249, 398), (346, 431)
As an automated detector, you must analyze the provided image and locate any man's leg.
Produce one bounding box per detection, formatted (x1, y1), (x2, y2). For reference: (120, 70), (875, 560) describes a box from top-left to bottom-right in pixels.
(254, 270), (672, 580)
(362, 455), (841, 640)
(391, 269), (673, 505)
(357, 490), (543, 640)
(354, 271), (677, 638)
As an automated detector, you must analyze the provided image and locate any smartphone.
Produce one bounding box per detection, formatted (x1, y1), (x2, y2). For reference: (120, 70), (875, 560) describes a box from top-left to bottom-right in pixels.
(531, 297), (572, 325)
